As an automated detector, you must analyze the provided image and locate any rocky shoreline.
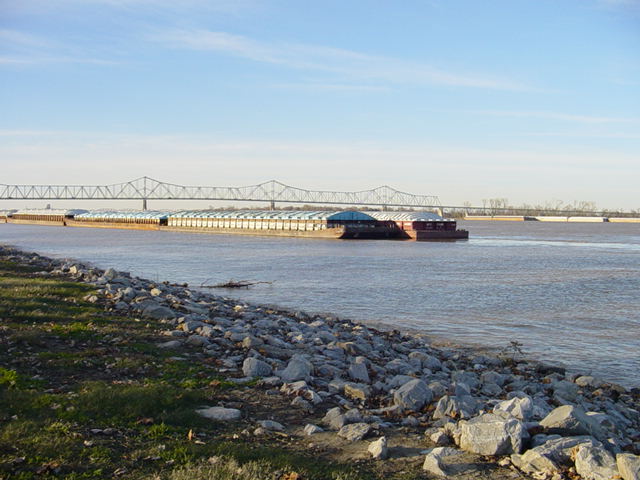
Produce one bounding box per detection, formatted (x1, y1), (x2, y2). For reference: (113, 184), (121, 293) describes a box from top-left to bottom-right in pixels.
(3, 245), (639, 480)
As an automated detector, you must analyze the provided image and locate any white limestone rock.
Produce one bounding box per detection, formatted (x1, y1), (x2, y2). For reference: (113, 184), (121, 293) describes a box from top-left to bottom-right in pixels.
(422, 447), (464, 477)
(458, 413), (527, 456)
(510, 435), (601, 475)
(617, 453), (640, 480)
(574, 445), (618, 480)
(304, 424), (323, 436)
(540, 405), (607, 440)
(337, 422), (370, 442)
(196, 407), (241, 421)
(368, 436), (388, 459)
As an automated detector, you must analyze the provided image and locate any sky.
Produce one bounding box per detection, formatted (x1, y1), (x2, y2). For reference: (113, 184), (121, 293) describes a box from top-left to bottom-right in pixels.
(1, 0), (639, 210)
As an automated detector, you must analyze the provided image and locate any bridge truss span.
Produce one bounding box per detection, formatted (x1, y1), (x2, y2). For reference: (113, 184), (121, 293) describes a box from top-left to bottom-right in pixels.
(0, 177), (442, 209)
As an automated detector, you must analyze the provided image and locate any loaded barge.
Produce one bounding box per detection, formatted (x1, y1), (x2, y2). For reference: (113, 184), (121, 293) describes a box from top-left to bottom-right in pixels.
(4, 209), (469, 241)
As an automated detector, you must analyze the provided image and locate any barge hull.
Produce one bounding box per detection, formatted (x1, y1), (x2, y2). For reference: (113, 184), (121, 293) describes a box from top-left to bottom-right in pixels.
(5, 218), (469, 241)
(402, 229), (469, 241)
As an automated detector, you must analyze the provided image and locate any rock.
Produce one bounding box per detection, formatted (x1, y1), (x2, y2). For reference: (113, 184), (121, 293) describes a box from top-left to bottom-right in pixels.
(278, 355), (312, 382)
(388, 375), (416, 388)
(281, 381), (308, 396)
(304, 424), (323, 436)
(458, 413), (527, 456)
(393, 379), (433, 411)
(481, 370), (507, 386)
(242, 358), (272, 378)
(552, 380), (580, 402)
(323, 407), (347, 430)
(348, 357), (370, 383)
(368, 436), (388, 459)
(337, 422), (370, 442)
(422, 447), (463, 477)
(291, 396), (313, 411)
(242, 335), (263, 349)
(157, 340), (181, 349)
(493, 395), (534, 421)
(185, 334), (208, 347)
(344, 383), (370, 401)
(575, 375), (604, 388)
(540, 405), (607, 440)
(510, 436), (601, 475)
(451, 371), (480, 390)
(196, 407), (241, 421)
(149, 287), (162, 296)
(574, 445), (618, 480)
(617, 453), (640, 480)
(430, 430), (451, 446)
(385, 358), (415, 375)
(141, 304), (176, 320)
(432, 395), (480, 420)
(344, 408), (363, 424)
(258, 420), (284, 432)
(103, 268), (117, 281)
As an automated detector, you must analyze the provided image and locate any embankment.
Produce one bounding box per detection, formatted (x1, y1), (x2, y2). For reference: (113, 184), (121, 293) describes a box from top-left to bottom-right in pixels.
(1, 246), (638, 480)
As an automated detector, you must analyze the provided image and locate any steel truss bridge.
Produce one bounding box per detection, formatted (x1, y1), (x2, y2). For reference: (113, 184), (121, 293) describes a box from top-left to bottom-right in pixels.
(0, 177), (442, 210)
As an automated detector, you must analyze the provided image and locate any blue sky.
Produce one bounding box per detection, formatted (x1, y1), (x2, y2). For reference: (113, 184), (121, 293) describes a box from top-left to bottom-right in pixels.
(1, 0), (639, 209)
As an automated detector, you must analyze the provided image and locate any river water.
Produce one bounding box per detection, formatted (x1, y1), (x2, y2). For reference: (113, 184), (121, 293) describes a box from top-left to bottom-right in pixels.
(1, 221), (638, 387)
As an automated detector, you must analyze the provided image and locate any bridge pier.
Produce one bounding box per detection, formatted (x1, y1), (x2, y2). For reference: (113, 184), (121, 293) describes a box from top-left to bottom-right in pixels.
(142, 198), (147, 211)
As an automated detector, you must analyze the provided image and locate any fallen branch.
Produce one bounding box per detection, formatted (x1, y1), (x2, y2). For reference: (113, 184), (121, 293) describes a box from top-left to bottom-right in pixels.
(200, 279), (274, 289)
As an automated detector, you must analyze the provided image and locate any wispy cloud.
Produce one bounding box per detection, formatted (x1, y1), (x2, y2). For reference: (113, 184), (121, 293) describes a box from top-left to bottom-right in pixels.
(151, 29), (530, 91)
(271, 82), (390, 93)
(0, 28), (117, 67)
(470, 109), (639, 124)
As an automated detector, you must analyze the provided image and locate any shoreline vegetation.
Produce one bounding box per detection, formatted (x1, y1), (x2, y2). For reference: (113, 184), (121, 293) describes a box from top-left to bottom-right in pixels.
(1, 246), (639, 480)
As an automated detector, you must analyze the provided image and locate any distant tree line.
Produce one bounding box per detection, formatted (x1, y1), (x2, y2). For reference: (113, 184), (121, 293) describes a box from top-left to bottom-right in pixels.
(444, 198), (639, 219)
(205, 199), (638, 218)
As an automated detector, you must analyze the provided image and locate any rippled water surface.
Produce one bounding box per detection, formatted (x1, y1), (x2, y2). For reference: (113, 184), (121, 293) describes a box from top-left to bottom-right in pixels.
(2, 221), (639, 387)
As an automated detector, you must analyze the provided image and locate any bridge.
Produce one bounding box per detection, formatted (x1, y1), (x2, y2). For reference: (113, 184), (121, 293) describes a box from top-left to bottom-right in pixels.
(0, 177), (442, 211)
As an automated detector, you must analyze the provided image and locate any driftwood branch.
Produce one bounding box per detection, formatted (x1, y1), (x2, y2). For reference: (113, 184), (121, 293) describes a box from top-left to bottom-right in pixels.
(200, 278), (274, 289)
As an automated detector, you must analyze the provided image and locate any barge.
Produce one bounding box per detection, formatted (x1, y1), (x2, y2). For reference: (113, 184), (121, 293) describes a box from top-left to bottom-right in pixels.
(4, 209), (469, 241)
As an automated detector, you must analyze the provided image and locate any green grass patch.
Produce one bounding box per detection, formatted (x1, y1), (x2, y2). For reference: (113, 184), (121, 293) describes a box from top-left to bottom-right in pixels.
(0, 255), (383, 480)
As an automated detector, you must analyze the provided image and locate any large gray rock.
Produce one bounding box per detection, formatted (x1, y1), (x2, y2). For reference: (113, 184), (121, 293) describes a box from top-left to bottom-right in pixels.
(552, 380), (580, 402)
(323, 407), (347, 430)
(432, 395), (480, 420)
(510, 436), (601, 475)
(196, 406), (241, 421)
(242, 357), (272, 378)
(103, 268), (118, 281)
(458, 413), (526, 456)
(540, 405), (607, 440)
(348, 357), (370, 383)
(393, 379), (433, 411)
(493, 395), (534, 421)
(337, 422), (370, 442)
(142, 304), (177, 320)
(617, 453), (640, 480)
(278, 355), (312, 382)
(574, 445), (618, 480)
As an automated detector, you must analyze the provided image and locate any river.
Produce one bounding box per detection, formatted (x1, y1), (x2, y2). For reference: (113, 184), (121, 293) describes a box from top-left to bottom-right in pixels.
(1, 220), (638, 387)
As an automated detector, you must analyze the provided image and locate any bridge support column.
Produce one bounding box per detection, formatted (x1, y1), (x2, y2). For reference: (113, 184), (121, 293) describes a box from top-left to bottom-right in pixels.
(142, 198), (147, 211)
(269, 200), (275, 210)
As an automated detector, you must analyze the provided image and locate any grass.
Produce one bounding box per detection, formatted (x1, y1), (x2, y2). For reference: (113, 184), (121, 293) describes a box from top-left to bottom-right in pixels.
(0, 255), (388, 480)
